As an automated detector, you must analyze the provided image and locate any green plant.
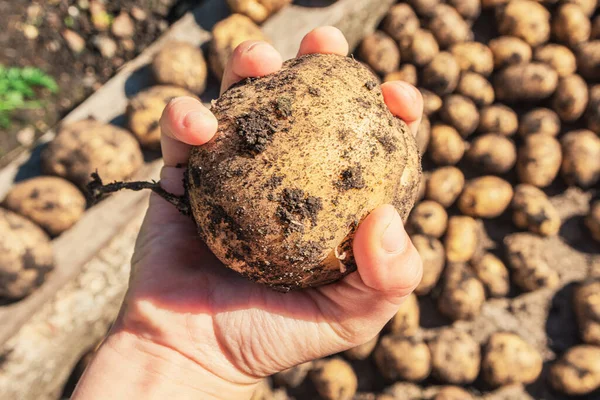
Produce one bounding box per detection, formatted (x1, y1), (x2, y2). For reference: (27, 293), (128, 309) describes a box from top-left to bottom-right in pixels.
(0, 66), (58, 128)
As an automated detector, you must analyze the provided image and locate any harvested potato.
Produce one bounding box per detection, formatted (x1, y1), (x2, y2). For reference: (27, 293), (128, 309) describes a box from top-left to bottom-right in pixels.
(400, 29), (439, 67)
(488, 36), (532, 69)
(482, 332), (543, 388)
(586, 201), (600, 242)
(445, 216), (478, 263)
(209, 14), (267, 80)
(517, 133), (562, 188)
(552, 74), (589, 122)
(273, 362), (313, 388)
(409, 201), (448, 238)
(310, 358), (357, 400)
(423, 52), (460, 96)
(416, 115), (430, 155)
(576, 41), (600, 80)
(382, 4), (420, 44)
(429, 329), (481, 384)
(358, 32), (401, 76)
(450, 42), (493, 76)
(587, 85), (600, 133)
(438, 262), (486, 320)
(2, 177), (86, 237)
(496, 0), (550, 46)
(186, 54), (421, 290)
(505, 233), (560, 291)
(561, 129), (600, 188)
(457, 72), (495, 107)
(512, 184), (561, 236)
(471, 253), (510, 297)
(466, 134), (516, 174)
(0, 208), (54, 299)
(127, 85), (195, 149)
(435, 387), (474, 400)
(553, 4), (591, 47)
(421, 88), (443, 116)
(440, 95), (479, 138)
(41, 120), (143, 188)
(428, 124), (465, 165)
(151, 41), (207, 94)
(344, 335), (379, 361)
(384, 64), (418, 86)
(413, 235), (445, 295)
(550, 345), (600, 395)
(458, 176), (513, 218)
(533, 44), (577, 77)
(409, 0), (441, 16)
(388, 292), (420, 335)
(447, 0), (481, 20)
(375, 335), (431, 382)
(574, 278), (600, 345)
(494, 63), (558, 102)
(429, 4), (473, 48)
(518, 108), (561, 137)
(479, 105), (518, 136)
(226, 0), (291, 24)
(426, 166), (465, 208)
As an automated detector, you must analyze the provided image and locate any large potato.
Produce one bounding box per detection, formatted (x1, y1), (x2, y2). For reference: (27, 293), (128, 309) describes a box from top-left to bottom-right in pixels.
(488, 36), (532, 69)
(440, 95), (479, 138)
(226, 0), (291, 24)
(496, 0), (550, 46)
(438, 262), (486, 320)
(0, 208), (54, 299)
(560, 129), (600, 188)
(549, 345), (600, 395)
(186, 54), (421, 290)
(457, 72), (495, 107)
(151, 41), (207, 94)
(426, 167), (465, 208)
(494, 63), (558, 102)
(375, 335), (431, 382)
(471, 253), (510, 297)
(413, 234), (445, 295)
(387, 292), (420, 335)
(552, 74), (589, 122)
(511, 184), (561, 236)
(552, 4), (591, 47)
(574, 278), (600, 345)
(428, 329), (480, 384)
(466, 134), (516, 174)
(517, 133), (562, 188)
(422, 52), (460, 95)
(458, 176), (514, 219)
(358, 32), (401, 76)
(310, 358), (357, 400)
(478, 105), (518, 137)
(428, 124), (465, 165)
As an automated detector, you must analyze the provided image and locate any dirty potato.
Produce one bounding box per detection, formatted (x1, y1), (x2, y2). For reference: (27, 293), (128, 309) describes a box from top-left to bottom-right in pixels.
(310, 358), (357, 400)
(576, 41), (600, 80)
(429, 4), (473, 48)
(426, 166), (465, 208)
(552, 4), (591, 47)
(505, 233), (560, 291)
(494, 63), (558, 102)
(518, 107), (561, 137)
(428, 124), (466, 165)
(423, 52), (461, 96)
(440, 95), (480, 138)
(400, 29), (439, 67)
(512, 184), (561, 236)
(413, 234), (445, 295)
(344, 336), (379, 361)
(586, 201), (600, 242)
(488, 36), (532, 69)
(549, 345), (600, 395)
(561, 129), (600, 188)
(387, 292), (420, 335)
(409, 201), (448, 238)
(358, 31), (401, 76)
(428, 329), (481, 384)
(479, 105), (518, 136)
(375, 335), (432, 382)
(384, 64), (418, 86)
(421, 88), (443, 116)
(226, 0), (291, 24)
(450, 42), (493, 76)
(438, 262), (486, 320)
(152, 41), (207, 94)
(466, 134), (516, 174)
(496, 0), (550, 46)
(471, 253), (510, 297)
(457, 72), (495, 107)
(574, 278), (600, 345)
(517, 133), (562, 187)
(552, 74), (589, 122)
(382, 4), (420, 44)
(533, 44), (577, 77)
(458, 176), (514, 218)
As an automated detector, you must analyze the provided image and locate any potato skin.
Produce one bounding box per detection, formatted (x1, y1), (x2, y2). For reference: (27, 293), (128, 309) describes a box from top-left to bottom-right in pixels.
(226, 0), (291, 24)
(3, 177), (86, 237)
(358, 32), (401, 76)
(471, 253), (510, 297)
(496, 0), (550, 46)
(552, 4), (591, 47)
(151, 41), (207, 94)
(550, 345), (600, 395)
(517, 133), (562, 188)
(427, 166), (465, 208)
(533, 44), (576, 77)
(458, 176), (514, 218)
(428, 329), (481, 384)
(438, 262), (486, 320)
(552, 74), (589, 122)
(457, 72), (495, 107)
(518, 107), (560, 137)
(494, 63), (558, 102)
(586, 201), (600, 242)
(409, 201), (448, 238)
(42, 120), (143, 188)
(574, 278), (600, 345)
(479, 105), (518, 137)
(413, 234), (445, 295)
(127, 85), (195, 149)
(445, 216), (478, 263)
(450, 42), (493, 76)
(440, 95), (480, 138)
(382, 4), (420, 44)
(384, 64), (418, 87)
(587, 85), (600, 134)
(310, 358), (357, 400)
(482, 332), (543, 388)
(560, 129), (600, 188)
(187, 54), (420, 290)
(375, 335), (431, 382)
(488, 36), (532, 69)
(466, 134), (516, 174)
(423, 52), (460, 96)
(387, 292), (420, 335)
(576, 41), (600, 80)
(209, 14), (267, 80)
(504, 233), (560, 291)
(429, 4), (472, 48)
(400, 29), (439, 67)
(428, 124), (465, 165)
(0, 208), (54, 299)
(511, 184), (561, 236)
(420, 88), (443, 116)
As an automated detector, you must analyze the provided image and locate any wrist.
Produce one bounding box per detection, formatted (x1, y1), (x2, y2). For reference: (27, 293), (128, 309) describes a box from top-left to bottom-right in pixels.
(73, 329), (259, 400)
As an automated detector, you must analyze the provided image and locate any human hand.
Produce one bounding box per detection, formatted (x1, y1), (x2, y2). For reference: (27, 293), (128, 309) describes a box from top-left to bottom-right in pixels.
(74, 27), (424, 400)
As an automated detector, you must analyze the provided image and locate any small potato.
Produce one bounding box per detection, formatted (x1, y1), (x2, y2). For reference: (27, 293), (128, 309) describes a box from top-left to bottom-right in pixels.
(445, 216), (478, 263)
(458, 176), (513, 219)
(429, 4), (473, 48)
(438, 262), (486, 320)
(550, 345), (600, 395)
(552, 4), (591, 47)
(512, 184), (561, 236)
(479, 105), (518, 136)
(450, 42), (493, 76)
(426, 166), (465, 208)
(440, 95), (479, 138)
(587, 85), (600, 134)
(552, 74), (589, 122)
(416, 115), (431, 155)
(226, 0), (291, 24)
(0, 208), (54, 299)
(413, 234), (445, 295)
(423, 52), (460, 96)
(409, 201), (448, 238)
(466, 133), (516, 174)
(482, 332), (543, 387)
(471, 253), (510, 297)
(374, 335), (431, 382)
(586, 201), (600, 242)
(2, 176), (86, 237)
(574, 278), (600, 345)
(409, 0), (441, 16)
(533, 44), (577, 77)
(127, 85), (196, 149)
(387, 292), (420, 335)
(576, 41), (600, 80)
(209, 14), (267, 79)
(561, 129), (600, 188)
(429, 329), (481, 384)
(382, 4), (420, 44)
(420, 88), (443, 116)
(428, 124), (465, 165)
(494, 63), (558, 102)
(310, 358), (357, 400)
(151, 41), (207, 94)
(517, 133), (562, 188)
(457, 72), (495, 107)
(384, 64), (418, 86)
(435, 387), (474, 400)
(273, 361), (313, 388)
(344, 336), (379, 361)
(518, 107), (561, 137)
(505, 233), (560, 291)
(496, 0), (550, 46)
(400, 29), (439, 67)
(447, 0), (481, 20)
(358, 32), (401, 76)
(488, 36), (532, 69)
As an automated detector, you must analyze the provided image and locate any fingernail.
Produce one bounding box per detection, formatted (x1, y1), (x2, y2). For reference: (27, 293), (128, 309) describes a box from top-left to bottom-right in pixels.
(183, 110), (208, 129)
(394, 81), (419, 103)
(245, 41), (269, 54)
(381, 209), (406, 253)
